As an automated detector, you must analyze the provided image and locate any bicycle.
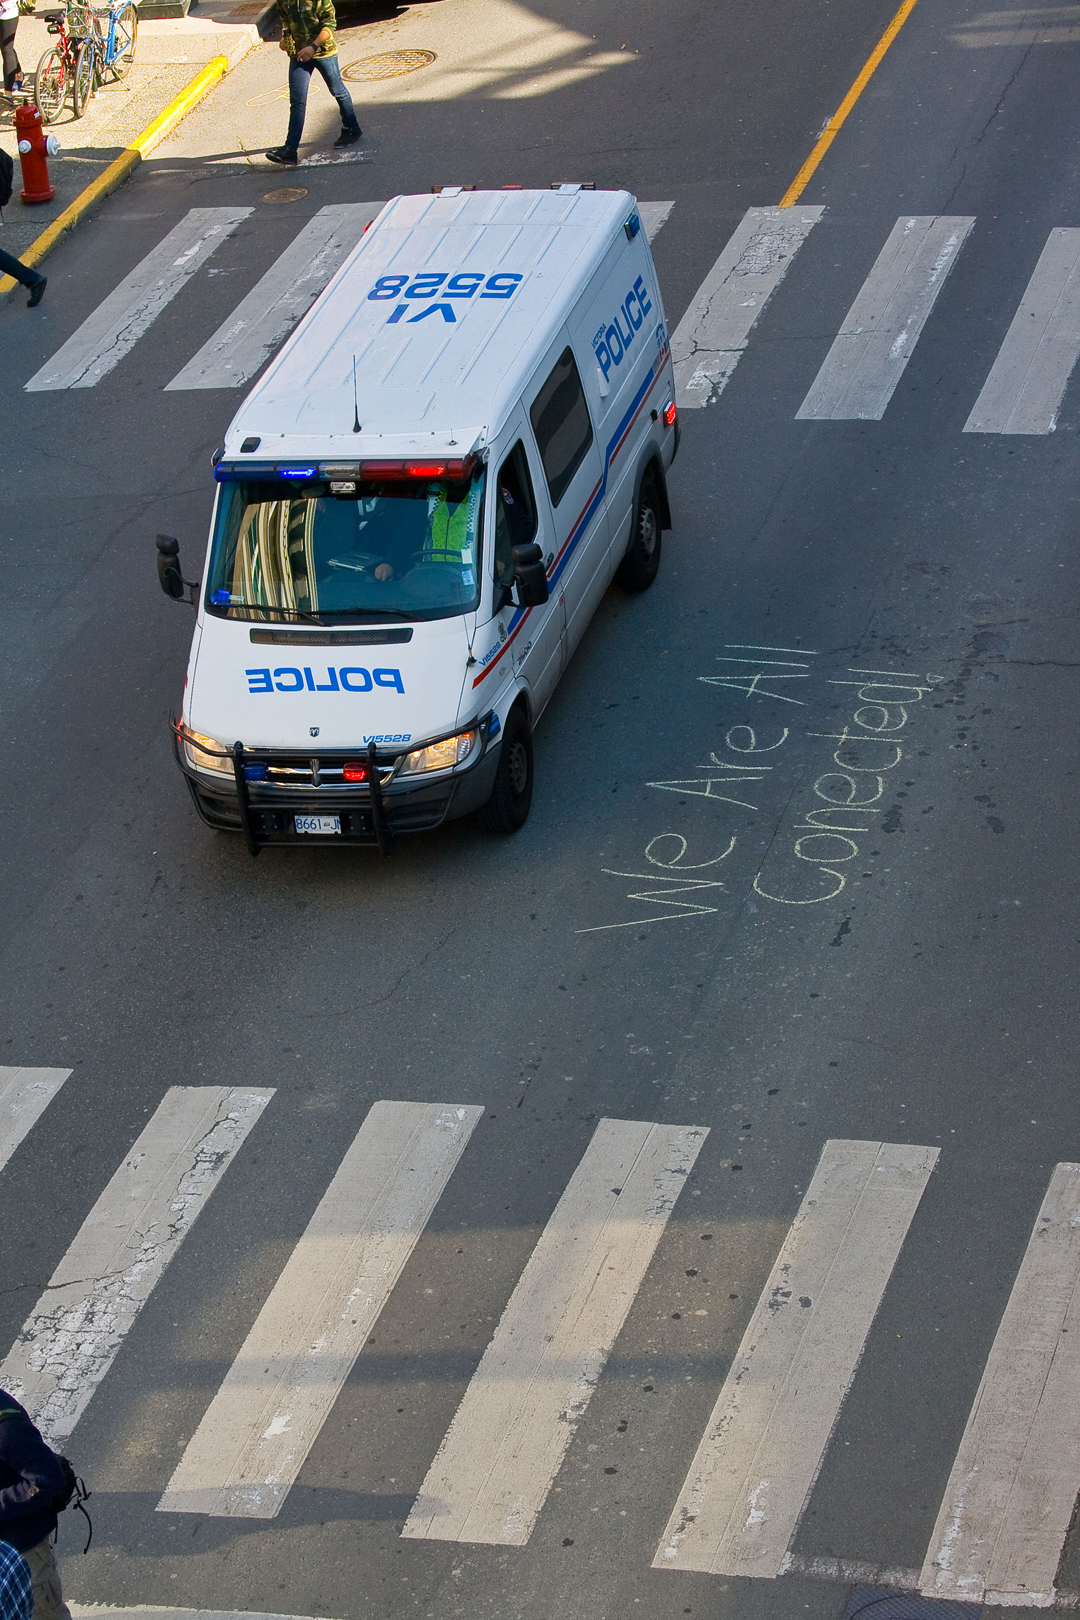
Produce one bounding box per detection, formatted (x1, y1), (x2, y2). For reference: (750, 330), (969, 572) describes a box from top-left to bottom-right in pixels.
(90, 0), (137, 83)
(34, 2), (93, 121)
(34, 0), (134, 123)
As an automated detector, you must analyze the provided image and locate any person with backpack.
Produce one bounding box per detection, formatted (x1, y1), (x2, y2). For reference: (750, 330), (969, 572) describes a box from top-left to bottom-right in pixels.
(0, 1392), (73, 1620)
(0, 149), (46, 306)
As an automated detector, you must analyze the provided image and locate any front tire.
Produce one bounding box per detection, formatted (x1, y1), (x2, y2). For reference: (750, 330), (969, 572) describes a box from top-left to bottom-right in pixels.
(34, 48), (65, 122)
(72, 41), (95, 116)
(615, 474), (662, 592)
(479, 707), (533, 834)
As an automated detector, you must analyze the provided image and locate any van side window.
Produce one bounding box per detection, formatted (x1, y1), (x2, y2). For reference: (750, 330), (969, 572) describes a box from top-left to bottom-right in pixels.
(530, 347), (594, 508)
(494, 441), (538, 586)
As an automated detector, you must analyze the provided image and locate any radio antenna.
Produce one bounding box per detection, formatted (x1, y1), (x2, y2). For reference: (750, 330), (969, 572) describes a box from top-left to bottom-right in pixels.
(352, 357), (361, 433)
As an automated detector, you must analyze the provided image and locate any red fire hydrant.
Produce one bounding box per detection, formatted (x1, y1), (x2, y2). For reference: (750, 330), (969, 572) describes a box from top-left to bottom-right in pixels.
(15, 104), (59, 204)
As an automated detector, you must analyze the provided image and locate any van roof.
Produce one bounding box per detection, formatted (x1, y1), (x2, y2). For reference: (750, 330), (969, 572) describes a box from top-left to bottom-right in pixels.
(223, 188), (637, 461)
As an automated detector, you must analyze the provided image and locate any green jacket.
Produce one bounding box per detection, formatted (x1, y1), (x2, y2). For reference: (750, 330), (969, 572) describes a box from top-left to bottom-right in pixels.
(276, 0), (337, 58)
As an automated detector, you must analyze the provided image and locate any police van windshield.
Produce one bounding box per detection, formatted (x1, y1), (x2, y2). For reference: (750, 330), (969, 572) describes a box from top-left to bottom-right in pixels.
(206, 473), (486, 623)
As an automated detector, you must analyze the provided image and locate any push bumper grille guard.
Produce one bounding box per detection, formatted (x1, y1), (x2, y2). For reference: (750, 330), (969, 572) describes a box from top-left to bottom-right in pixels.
(172, 716), (494, 856)
(231, 740), (392, 857)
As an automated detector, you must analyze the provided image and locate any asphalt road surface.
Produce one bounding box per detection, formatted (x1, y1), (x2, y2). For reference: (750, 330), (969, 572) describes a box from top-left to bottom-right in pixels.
(3, 1), (1080, 1619)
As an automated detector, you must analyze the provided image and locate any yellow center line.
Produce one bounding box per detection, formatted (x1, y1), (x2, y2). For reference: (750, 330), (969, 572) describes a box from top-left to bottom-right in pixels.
(779, 0), (920, 208)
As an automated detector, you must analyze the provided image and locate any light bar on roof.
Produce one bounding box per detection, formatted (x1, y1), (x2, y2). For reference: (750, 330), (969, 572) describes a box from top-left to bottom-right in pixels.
(214, 456), (479, 483)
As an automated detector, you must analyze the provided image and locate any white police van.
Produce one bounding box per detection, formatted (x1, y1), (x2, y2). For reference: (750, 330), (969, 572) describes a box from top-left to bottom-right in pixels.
(159, 186), (678, 853)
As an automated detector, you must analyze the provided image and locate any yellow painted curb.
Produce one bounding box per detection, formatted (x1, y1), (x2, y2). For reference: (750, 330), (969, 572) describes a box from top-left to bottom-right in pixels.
(2, 52), (230, 294)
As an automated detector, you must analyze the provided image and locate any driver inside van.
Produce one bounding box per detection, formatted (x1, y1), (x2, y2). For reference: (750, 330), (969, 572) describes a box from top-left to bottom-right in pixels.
(370, 479), (479, 581)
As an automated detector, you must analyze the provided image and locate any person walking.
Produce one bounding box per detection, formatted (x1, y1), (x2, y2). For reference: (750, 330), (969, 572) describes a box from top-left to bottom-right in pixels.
(265, 0), (361, 167)
(0, 1541), (33, 1620)
(0, 1392), (73, 1620)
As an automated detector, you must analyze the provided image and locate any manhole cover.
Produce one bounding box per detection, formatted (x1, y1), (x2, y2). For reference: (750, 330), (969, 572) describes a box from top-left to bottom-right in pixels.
(262, 187), (309, 204)
(843, 1590), (982, 1620)
(343, 48), (436, 81)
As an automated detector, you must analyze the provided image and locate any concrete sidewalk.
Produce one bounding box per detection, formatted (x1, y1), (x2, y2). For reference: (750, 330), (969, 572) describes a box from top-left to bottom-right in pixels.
(0, 0), (269, 261)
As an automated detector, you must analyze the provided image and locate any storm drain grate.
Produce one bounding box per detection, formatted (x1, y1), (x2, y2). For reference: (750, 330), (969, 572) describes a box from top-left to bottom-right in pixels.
(843, 1590), (982, 1620)
(342, 49), (437, 81)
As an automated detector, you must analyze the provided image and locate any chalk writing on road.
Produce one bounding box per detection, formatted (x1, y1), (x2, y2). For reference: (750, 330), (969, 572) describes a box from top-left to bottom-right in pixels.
(580, 646), (943, 931)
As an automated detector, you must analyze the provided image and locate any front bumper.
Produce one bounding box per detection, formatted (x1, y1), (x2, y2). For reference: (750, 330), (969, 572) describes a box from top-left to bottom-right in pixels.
(173, 725), (499, 852)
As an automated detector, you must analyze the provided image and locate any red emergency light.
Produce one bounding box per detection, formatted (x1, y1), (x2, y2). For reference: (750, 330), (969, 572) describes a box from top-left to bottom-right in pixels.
(358, 456), (476, 481)
(342, 762), (369, 782)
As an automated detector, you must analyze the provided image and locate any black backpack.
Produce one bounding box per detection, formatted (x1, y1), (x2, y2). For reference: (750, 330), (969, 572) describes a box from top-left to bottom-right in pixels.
(0, 148), (14, 211)
(0, 1402), (92, 1550)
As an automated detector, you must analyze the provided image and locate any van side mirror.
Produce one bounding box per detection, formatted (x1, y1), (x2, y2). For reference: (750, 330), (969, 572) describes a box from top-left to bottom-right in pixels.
(157, 535), (199, 605)
(512, 542), (550, 608)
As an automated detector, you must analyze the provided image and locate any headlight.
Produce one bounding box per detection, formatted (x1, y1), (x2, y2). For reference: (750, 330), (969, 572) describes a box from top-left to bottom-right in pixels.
(397, 727), (479, 776)
(182, 727), (232, 774)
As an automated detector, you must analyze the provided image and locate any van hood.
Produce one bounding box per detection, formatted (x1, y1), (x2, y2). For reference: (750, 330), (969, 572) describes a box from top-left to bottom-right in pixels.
(185, 615), (476, 752)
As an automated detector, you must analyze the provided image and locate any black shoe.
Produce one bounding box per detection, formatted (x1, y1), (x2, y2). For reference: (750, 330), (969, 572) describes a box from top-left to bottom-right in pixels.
(265, 146), (298, 165)
(333, 126), (361, 148)
(26, 275), (46, 308)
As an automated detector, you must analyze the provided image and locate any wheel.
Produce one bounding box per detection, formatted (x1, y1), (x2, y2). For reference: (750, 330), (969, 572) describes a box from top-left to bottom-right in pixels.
(615, 474), (662, 592)
(72, 40), (95, 116)
(34, 47), (65, 123)
(110, 2), (136, 80)
(479, 706), (533, 834)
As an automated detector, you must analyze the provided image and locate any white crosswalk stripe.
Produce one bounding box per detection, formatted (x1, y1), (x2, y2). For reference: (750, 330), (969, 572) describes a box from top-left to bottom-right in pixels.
(920, 1161), (1080, 1608)
(965, 229), (1080, 434)
(158, 1100), (482, 1519)
(671, 205), (824, 409)
(0, 1066), (72, 1173)
(0, 1086), (271, 1440)
(71, 1608), (341, 1620)
(402, 1117), (708, 1546)
(637, 200), (674, 243)
(654, 1138), (938, 1578)
(25, 208), (252, 392)
(796, 215), (974, 420)
(165, 203), (385, 391)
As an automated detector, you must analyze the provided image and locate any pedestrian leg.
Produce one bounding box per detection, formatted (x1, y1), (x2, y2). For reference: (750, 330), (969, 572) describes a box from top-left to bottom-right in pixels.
(285, 54), (313, 151)
(315, 54), (361, 141)
(21, 1540), (71, 1620)
(0, 245), (46, 304)
(267, 55), (311, 162)
(1, 16), (22, 91)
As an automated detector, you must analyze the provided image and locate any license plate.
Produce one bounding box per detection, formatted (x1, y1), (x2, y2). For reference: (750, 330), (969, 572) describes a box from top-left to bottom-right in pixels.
(294, 815), (341, 836)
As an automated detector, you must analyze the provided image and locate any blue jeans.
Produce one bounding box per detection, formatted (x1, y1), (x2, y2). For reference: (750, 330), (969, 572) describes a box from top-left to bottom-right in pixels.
(286, 53), (360, 152)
